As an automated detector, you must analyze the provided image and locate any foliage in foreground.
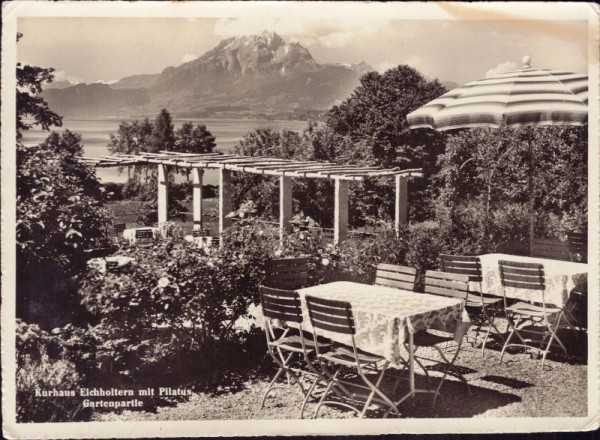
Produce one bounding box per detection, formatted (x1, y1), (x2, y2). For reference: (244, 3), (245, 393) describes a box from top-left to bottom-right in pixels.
(16, 131), (113, 327)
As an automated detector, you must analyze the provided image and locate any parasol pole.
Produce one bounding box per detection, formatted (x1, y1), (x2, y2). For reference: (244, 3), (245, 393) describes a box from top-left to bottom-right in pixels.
(523, 57), (535, 246)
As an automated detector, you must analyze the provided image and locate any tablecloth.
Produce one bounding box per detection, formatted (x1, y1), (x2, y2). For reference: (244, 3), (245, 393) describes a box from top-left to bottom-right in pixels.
(123, 227), (161, 244)
(477, 253), (587, 308)
(184, 235), (216, 249)
(284, 281), (470, 366)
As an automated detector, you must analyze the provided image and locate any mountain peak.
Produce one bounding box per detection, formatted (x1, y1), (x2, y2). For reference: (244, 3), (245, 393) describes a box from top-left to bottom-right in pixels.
(179, 32), (317, 76)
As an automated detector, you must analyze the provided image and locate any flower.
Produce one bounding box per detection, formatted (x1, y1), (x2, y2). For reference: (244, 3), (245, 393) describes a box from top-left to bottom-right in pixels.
(299, 233), (305, 240)
(157, 277), (170, 288)
(274, 249), (283, 258)
(321, 258), (330, 267)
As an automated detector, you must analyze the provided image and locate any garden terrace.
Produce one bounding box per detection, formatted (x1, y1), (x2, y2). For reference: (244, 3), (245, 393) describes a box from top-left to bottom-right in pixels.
(82, 151), (423, 244)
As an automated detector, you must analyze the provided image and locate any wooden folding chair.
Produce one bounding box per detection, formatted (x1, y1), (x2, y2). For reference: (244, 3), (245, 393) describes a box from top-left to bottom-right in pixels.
(305, 295), (400, 418)
(498, 260), (568, 368)
(259, 286), (329, 418)
(440, 254), (504, 359)
(567, 232), (587, 263)
(374, 263), (417, 291)
(530, 238), (570, 261)
(411, 270), (472, 406)
(265, 257), (310, 290)
(111, 223), (129, 252)
(134, 228), (155, 247)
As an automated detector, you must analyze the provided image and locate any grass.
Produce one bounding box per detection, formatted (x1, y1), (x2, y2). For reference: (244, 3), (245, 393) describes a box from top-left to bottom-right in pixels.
(107, 198), (220, 235)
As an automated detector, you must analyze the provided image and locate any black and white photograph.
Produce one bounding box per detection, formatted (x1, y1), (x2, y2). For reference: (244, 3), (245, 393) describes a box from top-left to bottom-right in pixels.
(2, 1), (598, 437)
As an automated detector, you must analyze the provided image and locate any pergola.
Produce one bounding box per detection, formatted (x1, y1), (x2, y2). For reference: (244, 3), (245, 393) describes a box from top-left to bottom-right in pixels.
(82, 151), (423, 244)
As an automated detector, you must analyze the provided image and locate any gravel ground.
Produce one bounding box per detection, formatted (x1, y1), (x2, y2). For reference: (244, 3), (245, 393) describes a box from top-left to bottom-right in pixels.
(95, 323), (587, 421)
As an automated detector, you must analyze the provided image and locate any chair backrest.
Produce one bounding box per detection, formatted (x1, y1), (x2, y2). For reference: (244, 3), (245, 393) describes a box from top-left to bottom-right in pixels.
(424, 270), (470, 300)
(305, 295), (355, 335)
(265, 257), (309, 290)
(259, 286), (303, 324)
(567, 232), (587, 262)
(113, 223), (126, 235)
(530, 238), (570, 261)
(135, 228), (154, 239)
(210, 236), (220, 248)
(105, 260), (119, 271)
(374, 263), (417, 291)
(498, 260), (544, 291)
(440, 254), (482, 283)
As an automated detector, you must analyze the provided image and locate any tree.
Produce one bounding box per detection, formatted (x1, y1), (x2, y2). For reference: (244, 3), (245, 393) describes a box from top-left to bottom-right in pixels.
(16, 33), (62, 141)
(174, 123), (216, 154)
(17, 131), (112, 327)
(107, 118), (153, 156)
(433, 125), (587, 253)
(322, 66), (449, 222)
(150, 108), (175, 152)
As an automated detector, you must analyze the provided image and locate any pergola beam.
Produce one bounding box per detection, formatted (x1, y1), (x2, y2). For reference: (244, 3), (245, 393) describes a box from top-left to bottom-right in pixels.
(219, 169), (232, 235)
(158, 164), (169, 224)
(279, 176), (293, 241)
(192, 168), (204, 231)
(84, 152), (423, 243)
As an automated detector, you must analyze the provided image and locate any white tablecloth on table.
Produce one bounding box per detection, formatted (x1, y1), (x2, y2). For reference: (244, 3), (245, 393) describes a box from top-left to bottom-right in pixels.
(270, 281), (470, 366)
(184, 235), (216, 249)
(477, 253), (588, 308)
(123, 227), (161, 244)
(87, 256), (135, 273)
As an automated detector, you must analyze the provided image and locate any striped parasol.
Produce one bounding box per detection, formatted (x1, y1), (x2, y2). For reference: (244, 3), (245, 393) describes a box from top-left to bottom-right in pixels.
(407, 56), (588, 242)
(407, 58), (587, 131)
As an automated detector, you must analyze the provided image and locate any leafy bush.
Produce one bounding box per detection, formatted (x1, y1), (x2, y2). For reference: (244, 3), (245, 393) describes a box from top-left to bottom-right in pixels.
(17, 131), (112, 327)
(77, 224), (279, 378)
(16, 321), (88, 422)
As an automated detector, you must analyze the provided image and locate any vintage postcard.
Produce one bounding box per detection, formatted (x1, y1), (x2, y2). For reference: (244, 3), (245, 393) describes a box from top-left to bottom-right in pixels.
(2, 1), (599, 438)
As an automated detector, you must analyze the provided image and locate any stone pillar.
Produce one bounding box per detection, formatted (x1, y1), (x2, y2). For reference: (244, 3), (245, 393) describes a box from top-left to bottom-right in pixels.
(192, 168), (204, 231)
(219, 168), (232, 234)
(279, 176), (293, 241)
(395, 175), (408, 234)
(334, 179), (349, 245)
(158, 164), (169, 224)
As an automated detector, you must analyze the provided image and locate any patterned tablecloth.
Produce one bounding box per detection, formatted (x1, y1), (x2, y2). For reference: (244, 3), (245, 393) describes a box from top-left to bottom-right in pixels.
(290, 281), (470, 366)
(123, 227), (161, 244)
(477, 253), (588, 308)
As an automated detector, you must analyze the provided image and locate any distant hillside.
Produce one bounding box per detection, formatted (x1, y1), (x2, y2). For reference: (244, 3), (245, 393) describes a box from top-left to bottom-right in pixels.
(39, 32), (451, 119)
(42, 83), (150, 117)
(110, 73), (160, 90)
(44, 80), (75, 90)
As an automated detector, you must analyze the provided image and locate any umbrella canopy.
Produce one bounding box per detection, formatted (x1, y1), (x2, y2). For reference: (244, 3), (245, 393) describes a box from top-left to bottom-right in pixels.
(407, 58), (587, 131)
(406, 57), (588, 243)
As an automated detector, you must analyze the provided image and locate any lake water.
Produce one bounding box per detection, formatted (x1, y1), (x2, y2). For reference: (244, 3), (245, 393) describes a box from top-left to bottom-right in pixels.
(21, 118), (310, 185)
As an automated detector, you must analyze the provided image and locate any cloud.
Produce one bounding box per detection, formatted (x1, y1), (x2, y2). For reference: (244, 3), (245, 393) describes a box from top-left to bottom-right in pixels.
(53, 70), (83, 84)
(376, 62), (395, 73)
(182, 53), (198, 63)
(485, 61), (518, 77)
(213, 14), (392, 49)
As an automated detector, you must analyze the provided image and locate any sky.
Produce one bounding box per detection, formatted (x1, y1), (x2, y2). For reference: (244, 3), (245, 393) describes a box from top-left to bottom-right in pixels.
(16, 15), (589, 86)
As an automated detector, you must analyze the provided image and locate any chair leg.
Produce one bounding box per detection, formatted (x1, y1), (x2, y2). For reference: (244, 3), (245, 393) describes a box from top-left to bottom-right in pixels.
(541, 314), (568, 369)
(431, 341), (470, 407)
(358, 364), (400, 418)
(500, 316), (520, 364)
(313, 366), (343, 419)
(300, 371), (322, 419)
(260, 351), (305, 410)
